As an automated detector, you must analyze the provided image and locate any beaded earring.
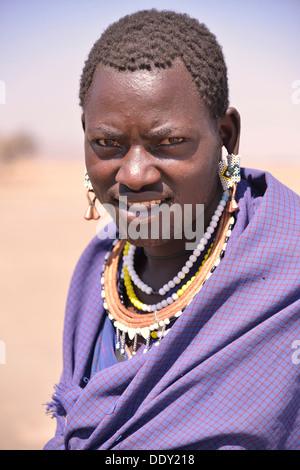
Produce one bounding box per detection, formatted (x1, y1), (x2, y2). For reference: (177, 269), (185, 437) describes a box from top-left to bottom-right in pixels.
(84, 168), (100, 220)
(218, 154), (241, 212)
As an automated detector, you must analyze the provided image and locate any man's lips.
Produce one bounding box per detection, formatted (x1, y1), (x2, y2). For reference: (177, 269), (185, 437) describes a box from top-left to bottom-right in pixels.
(119, 199), (165, 214)
(113, 194), (171, 217)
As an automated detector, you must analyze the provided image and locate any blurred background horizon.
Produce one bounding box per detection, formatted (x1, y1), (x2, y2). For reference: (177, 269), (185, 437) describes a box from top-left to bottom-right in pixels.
(0, 0), (299, 450)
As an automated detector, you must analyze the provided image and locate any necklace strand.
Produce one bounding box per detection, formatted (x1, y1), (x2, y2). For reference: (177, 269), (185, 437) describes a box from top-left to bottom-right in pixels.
(124, 190), (229, 297)
(122, 242), (213, 312)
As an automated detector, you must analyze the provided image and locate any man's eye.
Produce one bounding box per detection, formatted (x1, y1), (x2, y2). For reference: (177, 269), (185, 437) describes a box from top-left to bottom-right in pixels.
(97, 139), (120, 147)
(159, 137), (184, 146)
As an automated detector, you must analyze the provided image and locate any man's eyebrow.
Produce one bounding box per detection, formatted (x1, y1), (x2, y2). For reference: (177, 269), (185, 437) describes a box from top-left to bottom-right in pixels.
(87, 125), (122, 138)
(146, 126), (192, 138)
(87, 124), (193, 139)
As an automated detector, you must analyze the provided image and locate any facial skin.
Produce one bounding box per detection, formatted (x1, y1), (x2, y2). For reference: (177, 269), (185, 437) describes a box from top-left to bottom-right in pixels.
(82, 60), (240, 258)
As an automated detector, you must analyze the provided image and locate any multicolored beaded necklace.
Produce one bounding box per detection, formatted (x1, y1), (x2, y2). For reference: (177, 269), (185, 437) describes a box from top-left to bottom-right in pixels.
(100, 194), (235, 359)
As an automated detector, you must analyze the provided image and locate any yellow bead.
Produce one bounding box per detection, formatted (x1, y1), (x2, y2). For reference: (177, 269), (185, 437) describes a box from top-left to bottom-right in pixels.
(122, 239), (216, 312)
(151, 331), (157, 339)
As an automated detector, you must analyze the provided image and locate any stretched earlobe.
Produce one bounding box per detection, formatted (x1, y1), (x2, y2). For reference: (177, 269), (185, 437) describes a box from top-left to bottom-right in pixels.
(84, 168), (101, 220)
(84, 189), (101, 220)
(218, 153), (241, 213)
(81, 113), (86, 132)
(219, 107), (241, 155)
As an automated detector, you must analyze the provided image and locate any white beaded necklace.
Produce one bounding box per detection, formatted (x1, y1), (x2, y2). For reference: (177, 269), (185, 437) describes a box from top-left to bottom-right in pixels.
(123, 190), (229, 312)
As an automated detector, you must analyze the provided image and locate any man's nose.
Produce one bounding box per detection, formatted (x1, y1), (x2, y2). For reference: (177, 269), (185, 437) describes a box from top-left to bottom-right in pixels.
(115, 145), (160, 191)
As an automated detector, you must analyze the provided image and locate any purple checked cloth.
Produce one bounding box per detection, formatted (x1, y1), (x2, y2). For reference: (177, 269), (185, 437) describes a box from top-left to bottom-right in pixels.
(44, 168), (300, 450)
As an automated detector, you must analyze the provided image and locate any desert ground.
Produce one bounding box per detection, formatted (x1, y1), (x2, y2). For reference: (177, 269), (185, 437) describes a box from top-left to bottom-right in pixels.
(0, 157), (299, 450)
(0, 157), (108, 450)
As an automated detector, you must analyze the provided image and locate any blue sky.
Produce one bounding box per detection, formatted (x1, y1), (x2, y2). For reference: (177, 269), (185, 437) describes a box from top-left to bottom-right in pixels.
(0, 0), (299, 170)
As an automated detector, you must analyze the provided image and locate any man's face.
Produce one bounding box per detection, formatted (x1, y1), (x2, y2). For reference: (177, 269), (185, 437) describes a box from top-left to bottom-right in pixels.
(83, 60), (223, 248)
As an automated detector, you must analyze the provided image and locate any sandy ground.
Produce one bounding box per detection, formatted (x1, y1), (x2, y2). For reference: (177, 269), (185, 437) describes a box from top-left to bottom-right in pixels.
(0, 158), (109, 450)
(0, 157), (299, 450)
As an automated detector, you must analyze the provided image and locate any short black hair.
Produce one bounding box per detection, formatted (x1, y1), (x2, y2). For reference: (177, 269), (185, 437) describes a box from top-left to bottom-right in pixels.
(79, 9), (229, 118)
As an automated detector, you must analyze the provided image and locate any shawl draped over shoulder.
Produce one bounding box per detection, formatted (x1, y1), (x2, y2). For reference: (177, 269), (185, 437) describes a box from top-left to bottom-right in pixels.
(44, 168), (300, 450)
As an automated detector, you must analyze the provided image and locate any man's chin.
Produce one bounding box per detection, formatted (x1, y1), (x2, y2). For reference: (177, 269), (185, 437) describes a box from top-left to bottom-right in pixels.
(121, 237), (172, 248)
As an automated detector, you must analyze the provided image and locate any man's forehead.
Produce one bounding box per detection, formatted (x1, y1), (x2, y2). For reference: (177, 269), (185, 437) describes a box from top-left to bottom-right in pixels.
(86, 60), (202, 110)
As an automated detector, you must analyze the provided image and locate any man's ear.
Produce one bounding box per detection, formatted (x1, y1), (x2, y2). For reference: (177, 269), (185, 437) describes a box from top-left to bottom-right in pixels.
(218, 107), (241, 155)
(81, 113), (86, 132)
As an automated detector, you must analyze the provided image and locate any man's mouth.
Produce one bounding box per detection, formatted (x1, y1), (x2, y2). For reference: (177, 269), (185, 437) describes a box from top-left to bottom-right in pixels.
(115, 197), (169, 213)
(127, 199), (165, 209)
